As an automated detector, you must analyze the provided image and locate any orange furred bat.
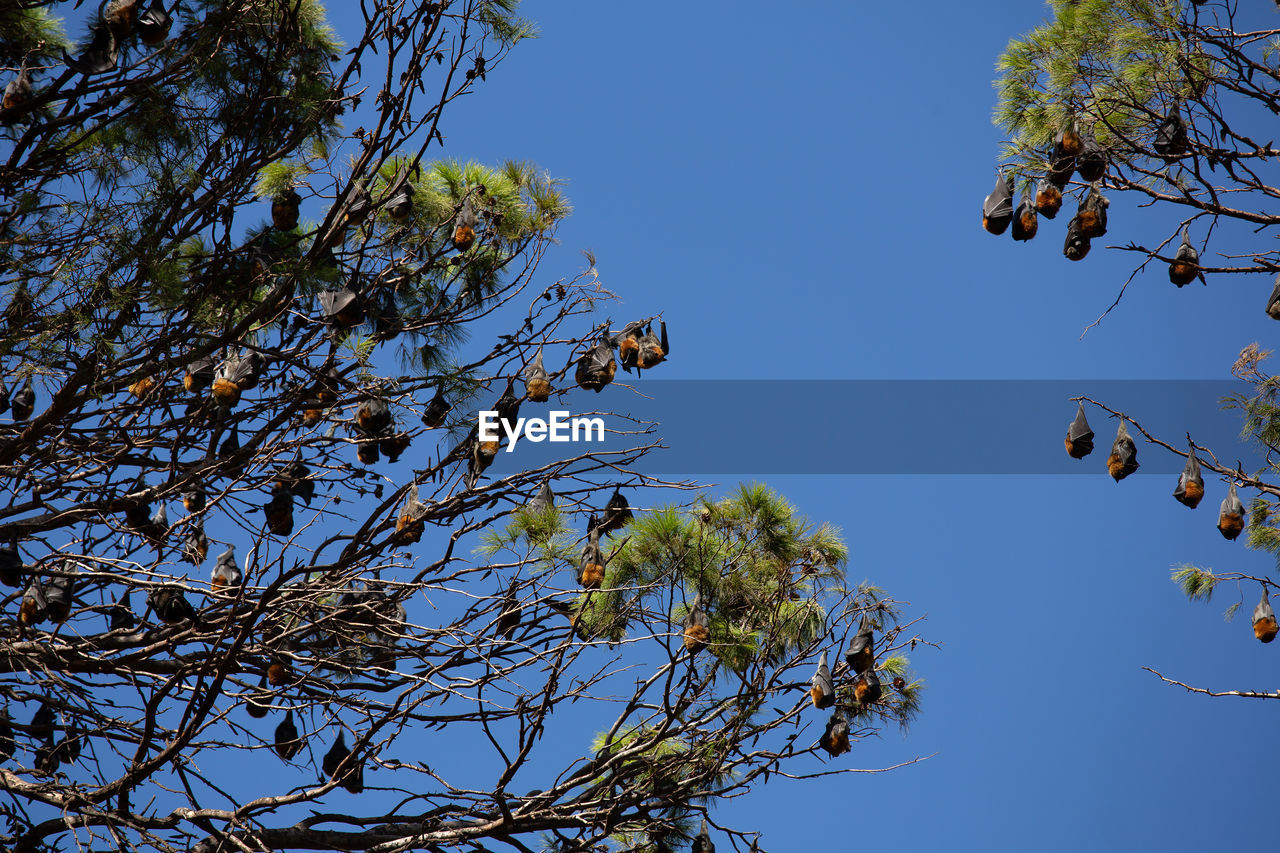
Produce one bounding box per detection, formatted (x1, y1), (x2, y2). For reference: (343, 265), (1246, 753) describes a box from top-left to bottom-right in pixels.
(578, 518), (605, 589)
(1217, 482), (1245, 540)
(1064, 402), (1094, 460)
(1253, 587), (1278, 643)
(523, 347), (551, 402)
(682, 594), (710, 654)
(452, 197), (478, 250)
(1173, 443), (1204, 509)
(1107, 420), (1139, 482)
(982, 169), (1014, 235)
(810, 651), (835, 709)
(394, 484), (426, 544)
(210, 546), (242, 591)
(1168, 227), (1200, 287)
(819, 709), (850, 757)
(575, 330), (616, 392)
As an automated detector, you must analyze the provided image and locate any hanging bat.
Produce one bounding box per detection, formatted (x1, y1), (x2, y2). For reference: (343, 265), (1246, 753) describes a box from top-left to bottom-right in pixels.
(636, 321), (668, 370)
(42, 568), (75, 624)
(394, 484), (425, 544)
(1064, 402), (1094, 459)
(853, 668), (882, 705)
(1107, 420), (1139, 482)
(1, 68), (32, 123)
(1168, 228), (1200, 287)
(1267, 278), (1280, 321)
(274, 710), (301, 760)
(1217, 482), (1245, 540)
(464, 428), (494, 490)
(128, 361), (158, 399)
(810, 650), (835, 709)
(598, 488), (632, 535)
(30, 703), (56, 744)
(143, 502), (168, 545)
(246, 675), (271, 719)
(276, 461), (314, 505)
(267, 655), (291, 687)
(1173, 443), (1204, 508)
(211, 351), (260, 408)
(692, 821), (714, 853)
(612, 322), (643, 373)
(1253, 587), (1278, 643)
(496, 579), (522, 639)
(322, 731), (364, 793)
(385, 182), (415, 222)
(18, 578), (46, 626)
(523, 347), (551, 402)
(136, 1), (172, 44)
(147, 586), (197, 624)
(0, 378), (9, 415)
(1035, 177), (1062, 219)
(63, 24), (119, 75)
(495, 377), (522, 426)
(183, 484), (206, 514)
(682, 594), (710, 654)
(1048, 143), (1075, 188)
(819, 708), (850, 757)
(185, 356), (215, 393)
(982, 169), (1014, 235)
(356, 396), (392, 435)
(0, 540), (22, 588)
(1063, 215), (1090, 261)
(575, 331), (616, 392)
(578, 518), (605, 589)
(453, 197), (478, 250)
(262, 484), (294, 537)
(1076, 133), (1108, 183)
(109, 592), (136, 631)
(320, 287), (366, 328)
(210, 546), (243, 591)
(1076, 185), (1108, 238)
(844, 616), (874, 674)
(11, 376), (34, 421)
(1153, 105), (1188, 158)
(422, 386), (451, 428)
(526, 480), (554, 514)
(272, 188), (302, 231)
(0, 707), (13, 764)
(1011, 194), (1038, 242)
(380, 431), (411, 462)
(183, 524), (209, 565)
(1056, 120), (1084, 158)
(103, 0), (140, 36)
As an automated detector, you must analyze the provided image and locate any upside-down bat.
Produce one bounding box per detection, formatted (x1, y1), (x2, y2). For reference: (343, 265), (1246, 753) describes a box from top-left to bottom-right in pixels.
(322, 731), (364, 793)
(845, 616), (874, 674)
(612, 322), (643, 373)
(43, 568), (75, 624)
(148, 586), (197, 624)
(1056, 120), (1084, 158)
(1063, 214), (1090, 261)
(575, 331), (616, 392)
(0, 540), (21, 588)
(1267, 278), (1280, 321)
(143, 502), (168, 545)
(211, 351), (261, 408)
(11, 376), (34, 421)
(982, 170), (1014, 235)
(523, 347), (551, 402)
(1048, 143), (1075, 189)
(810, 650), (835, 709)
(578, 518), (605, 589)
(1153, 105), (1188, 158)
(183, 484), (206, 514)
(211, 546), (242, 591)
(682, 594), (710, 654)
(819, 708), (850, 757)
(692, 821), (714, 853)
(18, 578), (46, 626)
(1107, 420), (1139, 482)
(262, 483), (294, 537)
(1076, 133), (1108, 183)
(356, 395), (392, 436)
(526, 480), (554, 513)
(394, 484), (425, 544)
(136, 1), (172, 44)
(636, 322), (668, 370)
(0, 707), (13, 763)
(183, 524), (209, 565)
(110, 592), (136, 631)
(2, 69), (32, 123)
(128, 362), (158, 399)
(853, 668), (882, 705)
(1011, 195), (1038, 242)
(453, 197), (478, 250)
(185, 356), (215, 393)
(1217, 482), (1245, 540)
(0, 379), (9, 415)
(320, 287), (365, 328)
(385, 182), (415, 222)
(272, 188), (301, 231)
(1076, 185), (1108, 238)
(463, 428), (494, 490)
(1035, 178), (1062, 219)
(597, 489), (631, 536)
(267, 655), (291, 687)
(1064, 402), (1094, 459)
(1168, 228), (1200, 287)
(274, 710), (301, 760)
(246, 675), (271, 719)
(380, 431), (411, 463)
(103, 0), (140, 36)
(1173, 443), (1204, 508)
(422, 387), (451, 428)
(1253, 587), (1278, 643)
(63, 24), (118, 75)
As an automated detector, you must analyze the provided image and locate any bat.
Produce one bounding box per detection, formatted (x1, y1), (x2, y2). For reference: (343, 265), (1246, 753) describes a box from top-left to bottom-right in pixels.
(453, 197), (478, 250)
(30, 703), (56, 749)
(0, 378), (9, 414)
(463, 427), (494, 490)
(394, 484), (425, 544)
(18, 578), (46, 626)
(109, 592), (136, 631)
(136, 1), (172, 44)
(1063, 215), (1090, 261)
(211, 351), (261, 408)
(385, 182), (415, 222)
(0, 707), (13, 763)
(11, 376), (34, 421)
(1153, 106), (1188, 158)
(612, 322), (643, 373)
(63, 24), (118, 75)
(526, 480), (554, 513)
(370, 288), (403, 341)
(495, 377), (522, 426)
(1, 68), (32, 123)
(183, 525), (209, 565)
(1064, 402), (1094, 459)
(320, 287), (366, 328)
(267, 655), (291, 687)
(124, 483), (152, 531)
(148, 586), (198, 624)
(358, 438), (380, 466)
(356, 396), (392, 436)
(0, 540), (22, 588)
(380, 431), (411, 462)
(104, 0), (140, 35)
(981, 169), (1014, 235)
(42, 568), (75, 624)
(810, 650), (835, 709)
(1076, 133), (1108, 183)
(1011, 194), (1038, 242)
(1253, 587), (1279, 643)
(219, 424), (242, 476)
(1076, 185), (1108, 238)
(578, 518), (605, 589)
(1168, 227), (1200, 287)
(598, 488), (632, 535)
(422, 387), (451, 428)
(523, 347), (551, 402)
(1048, 143), (1075, 188)
(143, 502), (168, 545)
(128, 362), (158, 399)
(272, 188), (302, 231)
(1107, 420), (1139, 482)
(263, 483), (294, 536)
(496, 579), (522, 639)
(692, 821), (715, 853)
(185, 356), (215, 393)
(56, 724), (81, 765)
(1035, 177), (1062, 219)
(183, 484), (206, 513)
(574, 330), (616, 392)
(819, 708), (850, 757)
(1056, 120), (1084, 158)
(322, 730), (364, 793)
(636, 321), (668, 370)
(853, 668), (882, 705)
(277, 460), (315, 505)
(246, 675), (271, 719)
(682, 594), (710, 654)
(1217, 482), (1245, 540)
(1267, 277), (1280, 320)
(1173, 443), (1204, 508)
(274, 710), (301, 760)
(844, 616), (874, 674)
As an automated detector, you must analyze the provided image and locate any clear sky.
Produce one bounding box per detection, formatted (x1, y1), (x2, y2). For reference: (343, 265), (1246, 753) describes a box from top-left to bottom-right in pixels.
(211, 2), (1280, 851)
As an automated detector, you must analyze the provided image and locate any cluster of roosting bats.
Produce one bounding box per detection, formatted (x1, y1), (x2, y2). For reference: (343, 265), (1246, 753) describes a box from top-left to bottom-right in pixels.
(803, 615), (900, 759)
(1062, 401), (1280, 646)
